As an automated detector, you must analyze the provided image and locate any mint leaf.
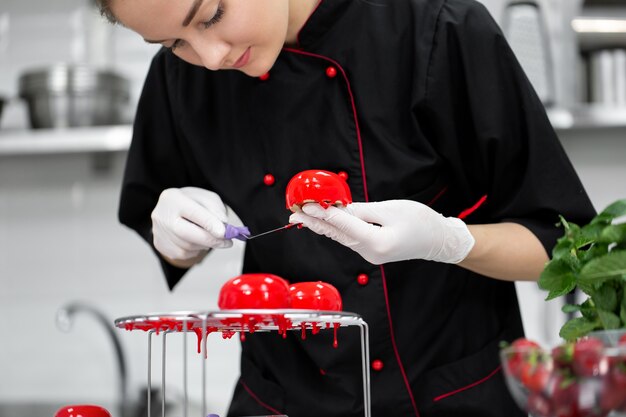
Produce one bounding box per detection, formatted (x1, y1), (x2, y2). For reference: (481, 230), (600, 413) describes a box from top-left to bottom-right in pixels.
(552, 238), (574, 261)
(579, 250), (626, 286)
(597, 309), (622, 329)
(599, 223), (626, 244)
(622, 291), (626, 326)
(559, 317), (600, 341)
(562, 304), (581, 313)
(578, 222), (604, 247)
(539, 259), (576, 300)
(591, 283), (618, 312)
(598, 198), (626, 219)
(580, 299), (598, 320)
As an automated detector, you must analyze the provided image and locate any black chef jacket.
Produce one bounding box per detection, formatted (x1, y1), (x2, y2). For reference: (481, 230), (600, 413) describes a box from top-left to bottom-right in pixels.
(118, 0), (596, 416)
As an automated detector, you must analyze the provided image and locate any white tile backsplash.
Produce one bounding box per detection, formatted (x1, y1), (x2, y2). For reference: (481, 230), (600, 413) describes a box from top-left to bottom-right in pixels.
(0, 153), (243, 415)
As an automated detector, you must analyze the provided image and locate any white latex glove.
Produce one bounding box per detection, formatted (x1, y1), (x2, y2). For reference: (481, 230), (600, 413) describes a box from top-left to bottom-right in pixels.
(151, 187), (232, 261)
(289, 200), (475, 265)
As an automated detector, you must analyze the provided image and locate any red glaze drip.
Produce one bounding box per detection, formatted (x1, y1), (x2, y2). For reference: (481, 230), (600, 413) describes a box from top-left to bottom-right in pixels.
(333, 323), (340, 349)
(222, 330), (236, 339)
(193, 328), (203, 354)
(285, 169), (352, 211)
(124, 314), (342, 350)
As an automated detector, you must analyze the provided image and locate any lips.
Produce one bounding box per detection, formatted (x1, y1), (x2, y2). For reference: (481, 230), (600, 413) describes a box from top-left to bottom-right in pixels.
(233, 47), (251, 69)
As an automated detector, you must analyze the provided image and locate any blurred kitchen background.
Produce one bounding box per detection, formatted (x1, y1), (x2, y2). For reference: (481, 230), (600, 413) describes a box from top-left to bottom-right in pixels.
(1, 0), (625, 416)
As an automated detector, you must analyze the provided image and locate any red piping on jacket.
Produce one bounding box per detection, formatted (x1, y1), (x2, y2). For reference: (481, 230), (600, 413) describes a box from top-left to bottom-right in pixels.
(283, 47), (419, 417)
(241, 380), (283, 415)
(283, 48), (370, 203)
(379, 265), (421, 417)
(458, 194), (487, 219)
(427, 186), (448, 206)
(432, 365), (502, 402)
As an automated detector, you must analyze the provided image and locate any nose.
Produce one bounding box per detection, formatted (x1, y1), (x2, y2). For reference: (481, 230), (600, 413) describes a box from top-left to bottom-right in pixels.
(195, 38), (231, 71)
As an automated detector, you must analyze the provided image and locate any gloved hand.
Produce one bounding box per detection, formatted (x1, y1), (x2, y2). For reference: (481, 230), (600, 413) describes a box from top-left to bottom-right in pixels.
(289, 200), (475, 265)
(151, 187), (232, 262)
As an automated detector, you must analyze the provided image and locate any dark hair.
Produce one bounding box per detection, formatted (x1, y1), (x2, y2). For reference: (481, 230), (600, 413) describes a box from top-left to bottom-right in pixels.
(95, 0), (119, 25)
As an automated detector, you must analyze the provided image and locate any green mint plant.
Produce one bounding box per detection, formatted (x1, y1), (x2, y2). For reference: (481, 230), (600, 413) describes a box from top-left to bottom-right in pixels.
(538, 199), (626, 341)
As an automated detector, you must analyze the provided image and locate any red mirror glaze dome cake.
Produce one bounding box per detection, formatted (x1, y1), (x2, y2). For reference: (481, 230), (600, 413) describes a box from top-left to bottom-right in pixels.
(55, 405), (111, 417)
(289, 281), (343, 311)
(286, 170), (352, 212)
(218, 273), (292, 309)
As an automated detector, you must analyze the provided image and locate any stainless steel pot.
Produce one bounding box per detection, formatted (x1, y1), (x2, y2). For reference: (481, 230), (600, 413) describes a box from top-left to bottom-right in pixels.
(18, 64), (130, 129)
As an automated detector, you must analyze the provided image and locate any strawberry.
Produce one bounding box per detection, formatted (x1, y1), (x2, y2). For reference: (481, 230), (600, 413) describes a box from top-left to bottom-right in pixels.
(520, 360), (551, 392)
(506, 338), (542, 379)
(600, 366), (626, 412)
(527, 391), (552, 417)
(572, 337), (606, 377)
(553, 343), (575, 370)
(549, 373), (581, 417)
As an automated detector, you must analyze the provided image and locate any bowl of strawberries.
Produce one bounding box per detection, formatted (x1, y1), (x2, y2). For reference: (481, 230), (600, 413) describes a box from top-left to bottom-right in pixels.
(500, 333), (626, 417)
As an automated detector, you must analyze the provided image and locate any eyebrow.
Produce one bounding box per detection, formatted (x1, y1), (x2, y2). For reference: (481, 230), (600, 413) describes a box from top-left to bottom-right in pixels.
(143, 0), (203, 44)
(182, 0), (203, 27)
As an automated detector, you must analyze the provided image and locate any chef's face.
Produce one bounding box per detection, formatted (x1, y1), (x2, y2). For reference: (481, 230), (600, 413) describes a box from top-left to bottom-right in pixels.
(110, 0), (293, 76)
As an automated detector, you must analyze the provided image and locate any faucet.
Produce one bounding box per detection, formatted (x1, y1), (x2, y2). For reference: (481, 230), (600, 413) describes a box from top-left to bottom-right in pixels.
(56, 302), (128, 416)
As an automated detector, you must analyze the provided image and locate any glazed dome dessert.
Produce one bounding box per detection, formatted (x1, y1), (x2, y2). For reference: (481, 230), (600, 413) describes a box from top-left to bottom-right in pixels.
(286, 170), (352, 212)
(289, 281), (343, 311)
(218, 273), (292, 309)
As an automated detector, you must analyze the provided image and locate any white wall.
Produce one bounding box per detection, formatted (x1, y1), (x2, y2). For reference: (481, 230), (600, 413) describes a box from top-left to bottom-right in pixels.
(0, 2), (242, 416)
(0, 152), (245, 415)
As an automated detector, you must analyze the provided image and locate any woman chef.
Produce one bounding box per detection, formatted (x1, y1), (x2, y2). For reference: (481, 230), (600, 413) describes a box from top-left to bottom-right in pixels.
(101, 0), (595, 416)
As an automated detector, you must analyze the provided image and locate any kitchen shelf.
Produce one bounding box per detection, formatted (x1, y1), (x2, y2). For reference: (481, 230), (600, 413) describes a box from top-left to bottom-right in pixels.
(0, 106), (623, 156)
(0, 124), (132, 155)
(548, 105), (626, 130)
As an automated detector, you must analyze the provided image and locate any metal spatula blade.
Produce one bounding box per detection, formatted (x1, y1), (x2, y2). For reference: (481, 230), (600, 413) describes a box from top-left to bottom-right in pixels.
(224, 222), (300, 241)
(244, 223), (299, 240)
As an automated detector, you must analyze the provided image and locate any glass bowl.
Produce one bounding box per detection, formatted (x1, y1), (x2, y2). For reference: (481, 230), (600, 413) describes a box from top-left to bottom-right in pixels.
(500, 339), (626, 417)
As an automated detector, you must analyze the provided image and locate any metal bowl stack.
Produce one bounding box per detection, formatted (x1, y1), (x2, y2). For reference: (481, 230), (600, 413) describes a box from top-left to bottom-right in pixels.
(18, 64), (130, 129)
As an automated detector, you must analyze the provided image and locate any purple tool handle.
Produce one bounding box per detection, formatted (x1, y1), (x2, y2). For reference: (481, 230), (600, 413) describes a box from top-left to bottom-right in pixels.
(224, 223), (251, 241)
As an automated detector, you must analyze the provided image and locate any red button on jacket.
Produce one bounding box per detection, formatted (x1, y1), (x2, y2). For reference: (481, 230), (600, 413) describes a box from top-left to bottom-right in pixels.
(263, 174), (275, 186)
(357, 274), (369, 286)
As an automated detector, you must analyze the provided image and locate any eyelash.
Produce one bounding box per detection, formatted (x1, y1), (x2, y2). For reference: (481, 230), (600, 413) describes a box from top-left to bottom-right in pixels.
(203, 2), (224, 28)
(170, 1), (225, 50)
